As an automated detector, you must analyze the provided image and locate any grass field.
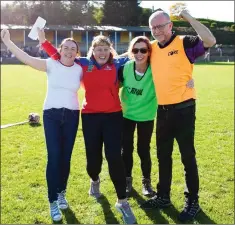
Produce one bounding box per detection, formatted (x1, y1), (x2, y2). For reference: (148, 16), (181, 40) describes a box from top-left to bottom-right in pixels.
(1, 63), (234, 224)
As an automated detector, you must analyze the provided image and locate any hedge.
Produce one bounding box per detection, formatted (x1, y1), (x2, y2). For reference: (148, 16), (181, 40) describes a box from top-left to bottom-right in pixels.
(173, 28), (235, 45)
(173, 19), (234, 28)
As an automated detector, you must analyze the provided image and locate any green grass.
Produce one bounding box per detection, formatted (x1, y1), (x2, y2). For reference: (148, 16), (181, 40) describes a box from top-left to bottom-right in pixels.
(1, 63), (234, 224)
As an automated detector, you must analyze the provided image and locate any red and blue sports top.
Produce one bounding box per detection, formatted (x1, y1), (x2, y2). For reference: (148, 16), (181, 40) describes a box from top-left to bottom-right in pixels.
(42, 41), (129, 113)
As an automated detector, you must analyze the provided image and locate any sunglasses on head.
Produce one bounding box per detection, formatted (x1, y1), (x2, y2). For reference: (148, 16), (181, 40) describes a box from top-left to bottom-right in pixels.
(132, 48), (148, 54)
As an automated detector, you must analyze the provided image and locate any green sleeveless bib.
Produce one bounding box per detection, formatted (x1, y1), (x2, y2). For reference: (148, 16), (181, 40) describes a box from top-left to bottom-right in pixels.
(120, 60), (157, 121)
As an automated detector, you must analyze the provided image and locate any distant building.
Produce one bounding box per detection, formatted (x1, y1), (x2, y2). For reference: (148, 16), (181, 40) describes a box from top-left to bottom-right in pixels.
(0, 24), (153, 55)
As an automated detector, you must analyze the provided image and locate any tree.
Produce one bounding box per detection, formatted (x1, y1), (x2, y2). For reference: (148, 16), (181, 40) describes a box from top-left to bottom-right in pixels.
(42, 1), (68, 25)
(102, 0), (141, 26)
(139, 8), (152, 26)
(1, 3), (14, 24)
(27, 1), (47, 24)
(81, 1), (97, 25)
(1, 1), (31, 25)
(64, 1), (97, 25)
(4, 1), (68, 25)
(93, 7), (104, 25)
(66, 1), (87, 25)
(169, 2), (187, 21)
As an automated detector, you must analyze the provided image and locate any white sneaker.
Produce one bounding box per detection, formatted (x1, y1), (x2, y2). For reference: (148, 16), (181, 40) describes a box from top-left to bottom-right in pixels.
(88, 178), (102, 199)
(115, 201), (137, 224)
(58, 190), (68, 210)
(50, 201), (62, 222)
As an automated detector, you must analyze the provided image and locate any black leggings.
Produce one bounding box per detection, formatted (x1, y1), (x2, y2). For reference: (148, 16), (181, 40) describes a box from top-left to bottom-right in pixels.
(82, 111), (126, 200)
(122, 117), (154, 179)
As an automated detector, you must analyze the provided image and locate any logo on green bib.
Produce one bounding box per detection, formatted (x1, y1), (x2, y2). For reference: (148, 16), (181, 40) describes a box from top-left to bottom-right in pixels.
(125, 86), (143, 96)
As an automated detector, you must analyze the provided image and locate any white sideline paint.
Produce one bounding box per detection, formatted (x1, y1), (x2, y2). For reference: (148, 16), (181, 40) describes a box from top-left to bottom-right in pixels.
(1, 121), (28, 129)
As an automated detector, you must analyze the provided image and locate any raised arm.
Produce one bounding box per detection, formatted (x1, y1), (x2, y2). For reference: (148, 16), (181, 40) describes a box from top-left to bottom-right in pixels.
(1, 29), (46, 72)
(38, 29), (61, 60)
(179, 10), (216, 48)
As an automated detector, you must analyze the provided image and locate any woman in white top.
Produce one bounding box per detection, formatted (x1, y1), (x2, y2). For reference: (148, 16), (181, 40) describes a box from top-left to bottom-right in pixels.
(1, 29), (83, 222)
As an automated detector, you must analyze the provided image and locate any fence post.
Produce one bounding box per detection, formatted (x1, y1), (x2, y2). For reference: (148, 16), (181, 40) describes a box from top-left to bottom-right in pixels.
(55, 30), (57, 48)
(86, 31), (89, 53)
(115, 31), (117, 52)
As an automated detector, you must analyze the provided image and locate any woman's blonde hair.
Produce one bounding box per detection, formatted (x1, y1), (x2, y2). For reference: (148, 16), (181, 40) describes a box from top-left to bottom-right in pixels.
(87, 35), (116, 63)
(127, 36), (152, 61)
(58, 38), (80, 56)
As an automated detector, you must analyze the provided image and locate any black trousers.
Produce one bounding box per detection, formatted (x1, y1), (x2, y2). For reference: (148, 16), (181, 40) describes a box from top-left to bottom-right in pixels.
(82, 111), (126, 200)
(156, 104), (199, 200)
(122, 117), (154, 179)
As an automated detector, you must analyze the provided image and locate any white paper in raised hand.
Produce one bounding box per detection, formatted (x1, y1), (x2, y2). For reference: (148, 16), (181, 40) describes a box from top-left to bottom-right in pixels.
(28, 16), (46, 40)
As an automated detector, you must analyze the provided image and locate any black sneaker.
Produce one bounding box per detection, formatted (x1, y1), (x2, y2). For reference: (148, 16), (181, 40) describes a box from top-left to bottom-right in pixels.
(140, 194), (171, 209)
(178, 198), (201, 222)
(142, 178), (155, 197)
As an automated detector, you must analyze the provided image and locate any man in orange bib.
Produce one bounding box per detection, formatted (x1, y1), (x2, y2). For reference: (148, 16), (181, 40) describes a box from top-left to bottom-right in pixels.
(141, 9), (216, 222)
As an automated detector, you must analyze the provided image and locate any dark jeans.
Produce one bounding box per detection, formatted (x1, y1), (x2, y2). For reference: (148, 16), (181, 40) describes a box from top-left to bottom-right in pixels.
(156, 104), (199, 200)
(43, 108), (79, 203)
(122, 117), (154, 179)
(82, 111), (126, 200)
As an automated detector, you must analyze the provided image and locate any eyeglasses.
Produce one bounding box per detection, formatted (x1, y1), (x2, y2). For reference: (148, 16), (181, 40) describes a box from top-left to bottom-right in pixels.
(150, 22), (171, 31)
(132, 48), (148, 54)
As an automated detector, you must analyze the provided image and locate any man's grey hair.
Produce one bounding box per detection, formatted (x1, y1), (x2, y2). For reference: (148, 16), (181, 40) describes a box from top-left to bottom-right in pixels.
(149, 10), (171, 25)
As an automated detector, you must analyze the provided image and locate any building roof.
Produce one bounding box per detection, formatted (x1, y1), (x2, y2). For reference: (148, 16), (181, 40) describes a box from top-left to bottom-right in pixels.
(1, 24), (151, 32)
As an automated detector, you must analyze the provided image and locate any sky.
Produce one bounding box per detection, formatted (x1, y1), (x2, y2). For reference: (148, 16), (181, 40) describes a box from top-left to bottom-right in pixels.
(139, 1), (234, 22)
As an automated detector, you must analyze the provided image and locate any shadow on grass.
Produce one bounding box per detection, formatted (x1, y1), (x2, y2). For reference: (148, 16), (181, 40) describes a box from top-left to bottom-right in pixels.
(29, 122), (42, 127)
(194, 209), (216, 224)
(61, 207), (81, 224)
(53, 219), (63, 224)
(162, 204), (216, 224)
(130, 188), (169, 224)
(97, 195), (120, 224)
(161, 204), (181, 224)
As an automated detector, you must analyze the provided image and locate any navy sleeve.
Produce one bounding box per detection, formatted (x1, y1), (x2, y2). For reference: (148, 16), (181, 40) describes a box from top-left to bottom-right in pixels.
(78, 57), (90, 66)
(117, 57), (130, 67)
(118, 65), (124, 83)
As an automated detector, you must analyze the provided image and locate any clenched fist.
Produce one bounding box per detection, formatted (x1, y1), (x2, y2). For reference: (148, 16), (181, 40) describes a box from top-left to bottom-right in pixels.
(1, 29), (11, 44)
(37, 28), (46, 44)
(178, 10), (193, 21)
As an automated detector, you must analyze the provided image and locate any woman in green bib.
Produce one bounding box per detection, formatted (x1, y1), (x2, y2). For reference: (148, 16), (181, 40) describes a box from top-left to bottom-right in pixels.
(118, 36), (194, 197)
(118, 36), (157, 196)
